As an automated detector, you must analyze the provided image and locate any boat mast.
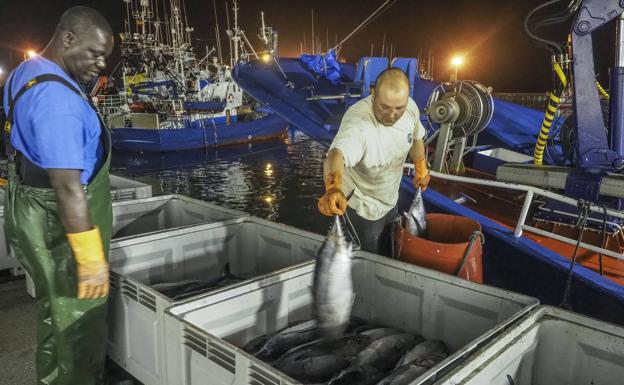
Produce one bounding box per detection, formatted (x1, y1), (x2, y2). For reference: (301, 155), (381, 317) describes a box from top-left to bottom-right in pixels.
(232, 0), (240, 65)
(225, 0), (232, 65)
(213, 0), (223, 64)
(311, 9), (315, 54)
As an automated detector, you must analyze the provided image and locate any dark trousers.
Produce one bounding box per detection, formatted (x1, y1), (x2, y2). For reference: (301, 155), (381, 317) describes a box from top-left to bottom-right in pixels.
(345, 206), (400, 256)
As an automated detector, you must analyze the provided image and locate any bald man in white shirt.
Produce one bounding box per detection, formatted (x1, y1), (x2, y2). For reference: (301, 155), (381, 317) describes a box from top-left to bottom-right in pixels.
(318, 68), (430, 254)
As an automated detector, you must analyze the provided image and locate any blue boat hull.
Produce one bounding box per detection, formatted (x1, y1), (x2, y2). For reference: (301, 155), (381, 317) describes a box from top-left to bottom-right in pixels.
(111, 113), (289, 152)
(233, 58), (624, 325)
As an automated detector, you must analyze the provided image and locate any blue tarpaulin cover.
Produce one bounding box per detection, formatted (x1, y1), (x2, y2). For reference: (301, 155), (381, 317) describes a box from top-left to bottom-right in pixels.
(299, 49), (343, 85)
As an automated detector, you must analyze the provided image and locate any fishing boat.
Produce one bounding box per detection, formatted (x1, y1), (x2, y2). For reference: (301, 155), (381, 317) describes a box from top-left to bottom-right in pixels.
(92, 0), (288, 152)
(232, 1), (624, 325)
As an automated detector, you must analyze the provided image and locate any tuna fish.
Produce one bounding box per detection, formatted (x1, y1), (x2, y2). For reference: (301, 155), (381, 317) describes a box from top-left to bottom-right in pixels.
(349, 323), (380, 335)
(151, 263), (244, 300)
(360, 328), (407, 341)
(404, 187), (427, 238)
(328, 333), (420, 385)
(242, 334), (270, 355)
(344, 317), (367, 334)
(394, 340), (447, 369)
(274, 334), (374, 383)
(254, 320), (319, 362)
(376, 357), (439, 385)
(313, 216), (354, 340)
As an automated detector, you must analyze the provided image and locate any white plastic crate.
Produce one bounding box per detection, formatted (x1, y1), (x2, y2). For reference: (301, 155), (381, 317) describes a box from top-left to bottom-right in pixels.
(2, 175), (151, 274)
(108, 216), (325, 385)
(25, 194), (247, 297)
(164, 251), (539, 385)
(110, 194), (246, 242)
(436, 305), (624, 385)
(109, 174), (153, 201)
(0, 187), (18, 274)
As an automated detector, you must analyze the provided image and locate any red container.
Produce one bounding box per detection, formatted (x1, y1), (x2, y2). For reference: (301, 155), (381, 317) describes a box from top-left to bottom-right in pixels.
(395, 213), (483, 283)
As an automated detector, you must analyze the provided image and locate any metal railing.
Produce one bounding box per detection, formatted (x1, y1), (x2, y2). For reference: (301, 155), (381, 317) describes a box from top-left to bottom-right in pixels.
(494, 92), (550, 110)
(404, 164), (624, 261)
(95, 93), (127, 116)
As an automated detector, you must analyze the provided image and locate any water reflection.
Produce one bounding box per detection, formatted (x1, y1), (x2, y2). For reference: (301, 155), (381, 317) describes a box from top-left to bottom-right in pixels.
(112, 130), (332, 234)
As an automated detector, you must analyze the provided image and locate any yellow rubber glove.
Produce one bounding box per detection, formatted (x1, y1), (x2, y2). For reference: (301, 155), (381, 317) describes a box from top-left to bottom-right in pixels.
(413, 158), (431, 191)
(0, 178), (7, 187)
(66, 227), (109, 299)
(317, 171), (347, 216)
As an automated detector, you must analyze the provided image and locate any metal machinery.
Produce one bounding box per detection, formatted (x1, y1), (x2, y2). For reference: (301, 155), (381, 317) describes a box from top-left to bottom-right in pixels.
(499, 0), (624, 206)
(426, 81), (495, 173)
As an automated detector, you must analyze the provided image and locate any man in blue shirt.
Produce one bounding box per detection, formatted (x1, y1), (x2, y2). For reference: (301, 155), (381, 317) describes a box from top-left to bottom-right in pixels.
(3, 6), (114, 385)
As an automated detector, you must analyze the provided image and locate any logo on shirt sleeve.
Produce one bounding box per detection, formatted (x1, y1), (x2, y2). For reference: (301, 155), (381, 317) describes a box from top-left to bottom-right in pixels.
(407, 133), (413, 144)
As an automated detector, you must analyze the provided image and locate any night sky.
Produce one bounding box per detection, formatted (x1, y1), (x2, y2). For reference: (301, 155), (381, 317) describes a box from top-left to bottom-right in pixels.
(0, 0), (618, 92)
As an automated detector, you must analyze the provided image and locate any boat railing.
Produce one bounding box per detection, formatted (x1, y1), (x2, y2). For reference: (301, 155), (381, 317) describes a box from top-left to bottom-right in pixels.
(494, 92), (550, 110)
(95, 93), (127, 116)
(404, 164), (624, 261)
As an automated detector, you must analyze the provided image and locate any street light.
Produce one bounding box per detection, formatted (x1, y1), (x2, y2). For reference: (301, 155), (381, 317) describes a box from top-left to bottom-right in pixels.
(261, 53), (272, 63)
(26, 50), (38, 59)
(451, 55), (464, 81)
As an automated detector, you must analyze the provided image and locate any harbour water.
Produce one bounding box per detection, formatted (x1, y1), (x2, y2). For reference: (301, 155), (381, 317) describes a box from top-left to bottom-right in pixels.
(112, 129), (332, 235)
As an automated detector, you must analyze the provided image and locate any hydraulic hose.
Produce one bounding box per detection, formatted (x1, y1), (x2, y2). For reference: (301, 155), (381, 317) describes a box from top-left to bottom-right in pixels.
(596, 81), (610, 99)
(534, 62), (568, 165)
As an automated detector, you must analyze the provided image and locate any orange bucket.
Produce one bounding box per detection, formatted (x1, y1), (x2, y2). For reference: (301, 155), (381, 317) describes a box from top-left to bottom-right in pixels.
(395, 213), (484, 283)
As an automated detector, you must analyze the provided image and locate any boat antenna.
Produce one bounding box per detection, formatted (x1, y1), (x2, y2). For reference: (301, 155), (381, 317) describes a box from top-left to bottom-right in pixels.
(332, 0), (400, 52)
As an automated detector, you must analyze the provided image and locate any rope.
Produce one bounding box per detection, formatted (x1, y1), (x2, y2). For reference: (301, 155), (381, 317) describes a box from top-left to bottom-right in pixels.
(559, 199), (591, 310)
(210, 115), (218, 147)
(455, 231), (484, 276)
(393, 217), (405, 260)
(332, 0), (401, 51)
(599, 204), (608, 276)
(342, 211), (362, 250)
(341, 189), (361, 250)
(273, 57), (289, 81)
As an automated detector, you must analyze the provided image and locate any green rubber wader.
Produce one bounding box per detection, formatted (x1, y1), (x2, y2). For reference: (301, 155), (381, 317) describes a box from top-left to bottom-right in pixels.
(5, 126), (112, 385)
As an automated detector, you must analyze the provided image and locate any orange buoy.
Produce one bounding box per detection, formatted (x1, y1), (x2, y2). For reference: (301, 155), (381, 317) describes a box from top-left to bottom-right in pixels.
(395, 213), (484, 283)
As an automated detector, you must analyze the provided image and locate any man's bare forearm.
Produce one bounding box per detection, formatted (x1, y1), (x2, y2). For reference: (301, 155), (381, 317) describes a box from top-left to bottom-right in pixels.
(409, 138), (426, 162)
(323, 148), (346, 177)
(48, 169), (93, 233)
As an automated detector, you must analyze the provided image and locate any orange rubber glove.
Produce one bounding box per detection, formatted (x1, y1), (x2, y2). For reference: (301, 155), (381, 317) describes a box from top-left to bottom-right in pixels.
(317, 171), (347, 216)
(66, 226), (109, 299)
(413, 158), (430, 191)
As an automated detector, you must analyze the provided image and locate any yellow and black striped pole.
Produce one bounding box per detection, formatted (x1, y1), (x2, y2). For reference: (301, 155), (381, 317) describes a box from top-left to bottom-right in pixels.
(533, 62), (567, 165)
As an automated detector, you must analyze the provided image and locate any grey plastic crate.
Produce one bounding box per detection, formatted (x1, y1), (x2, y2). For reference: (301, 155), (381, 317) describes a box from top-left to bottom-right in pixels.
(110, 174), (153, 201)
(2, 175), (151, 274)
(109, 194), (246, 243)
(163, 251), (539, 385)
(25, 194), (247, 297)
(108, 217), (324, 385)
(436, 305), (624, 385)
(0, 188), (16, 273)
(0, 187), (18, 274)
